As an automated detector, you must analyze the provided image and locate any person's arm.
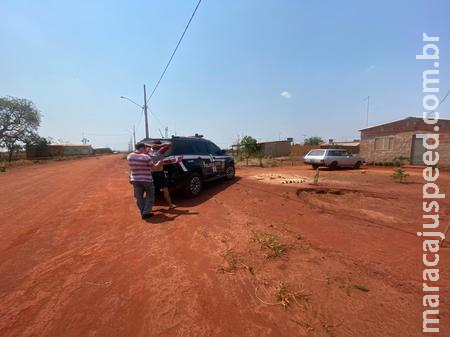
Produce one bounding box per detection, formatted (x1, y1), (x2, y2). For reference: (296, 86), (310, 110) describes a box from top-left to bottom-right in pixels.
(158, 144), (171, 155)
(146, 154), (163, 169)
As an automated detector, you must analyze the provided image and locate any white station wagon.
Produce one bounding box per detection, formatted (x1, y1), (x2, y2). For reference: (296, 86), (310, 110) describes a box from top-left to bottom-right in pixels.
(304, 149), (365, 170)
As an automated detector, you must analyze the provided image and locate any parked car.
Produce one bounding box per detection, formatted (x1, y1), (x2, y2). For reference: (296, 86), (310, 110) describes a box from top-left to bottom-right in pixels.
(304, 149), (365, 169)
(147, 136), (235, 197)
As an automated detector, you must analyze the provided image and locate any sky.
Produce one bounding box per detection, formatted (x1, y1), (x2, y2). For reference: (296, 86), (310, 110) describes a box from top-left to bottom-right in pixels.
(1, 0), (449, 150)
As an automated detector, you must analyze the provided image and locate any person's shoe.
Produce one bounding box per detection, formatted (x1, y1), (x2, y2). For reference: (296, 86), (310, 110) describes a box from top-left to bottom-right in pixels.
(141, 213), (153, 219)
(169, 204), (177, 209)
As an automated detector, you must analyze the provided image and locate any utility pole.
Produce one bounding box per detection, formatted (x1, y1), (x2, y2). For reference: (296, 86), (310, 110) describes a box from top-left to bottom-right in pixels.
(133, 124), (136, 146)
(143, 84), (149, 139)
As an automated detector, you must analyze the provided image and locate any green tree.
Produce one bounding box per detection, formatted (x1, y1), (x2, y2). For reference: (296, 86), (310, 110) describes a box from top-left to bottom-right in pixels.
(240, 136), (258, 166)
(27, 136), (52, 150)
(0, 97), (41, 161)
(304, 136), (323, 145)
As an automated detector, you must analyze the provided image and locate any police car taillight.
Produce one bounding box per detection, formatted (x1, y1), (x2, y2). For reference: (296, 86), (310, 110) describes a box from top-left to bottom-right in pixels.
(163, 155), (184, 164)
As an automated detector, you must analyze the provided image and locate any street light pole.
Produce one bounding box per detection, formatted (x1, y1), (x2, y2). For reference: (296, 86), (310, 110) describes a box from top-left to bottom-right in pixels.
(120, 85), (150, 140)
(143, 84), (149, 139)
(133, 124), (136, 146)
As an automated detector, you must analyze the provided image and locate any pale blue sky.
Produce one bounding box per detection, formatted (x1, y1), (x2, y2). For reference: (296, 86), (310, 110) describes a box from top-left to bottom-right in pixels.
(1, 0), (449, 150)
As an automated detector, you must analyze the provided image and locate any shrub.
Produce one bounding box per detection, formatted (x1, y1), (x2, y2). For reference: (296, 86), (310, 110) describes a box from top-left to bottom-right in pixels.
(393, 156), (409, 167)
(393, 167), (409, 183)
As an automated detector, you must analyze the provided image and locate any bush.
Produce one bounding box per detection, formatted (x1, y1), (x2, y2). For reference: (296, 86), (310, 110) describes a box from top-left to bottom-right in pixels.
(393, 167), (409, 183)
(393, 156), (409, 167)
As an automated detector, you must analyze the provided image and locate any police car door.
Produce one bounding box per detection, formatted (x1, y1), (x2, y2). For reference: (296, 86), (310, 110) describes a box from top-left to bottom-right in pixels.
(206, 141), (226, 175)
(194, 141), (214, 178)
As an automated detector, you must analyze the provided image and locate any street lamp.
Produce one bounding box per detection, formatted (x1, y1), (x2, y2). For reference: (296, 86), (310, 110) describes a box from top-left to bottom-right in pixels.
(120, 96), (142, 109)
(120, 84), (149, 139)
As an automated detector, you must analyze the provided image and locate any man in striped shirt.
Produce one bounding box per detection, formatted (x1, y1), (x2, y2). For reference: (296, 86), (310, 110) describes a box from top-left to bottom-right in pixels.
(127, 142), (161, 219)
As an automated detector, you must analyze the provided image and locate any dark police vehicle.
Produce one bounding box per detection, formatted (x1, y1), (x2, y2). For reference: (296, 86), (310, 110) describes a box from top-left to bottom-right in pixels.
(147, 135), (235, 197)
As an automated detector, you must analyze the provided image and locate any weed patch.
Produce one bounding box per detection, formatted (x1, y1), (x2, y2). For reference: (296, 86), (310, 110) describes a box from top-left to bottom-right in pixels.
(253, 233), (288, 258)
(217, 248), (239, 273)
(275, 282), (310, 311)
(393, 167), (409, 183)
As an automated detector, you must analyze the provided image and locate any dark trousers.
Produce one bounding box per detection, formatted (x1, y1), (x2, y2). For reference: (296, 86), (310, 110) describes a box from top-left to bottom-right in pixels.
(132, 181), (154, 215)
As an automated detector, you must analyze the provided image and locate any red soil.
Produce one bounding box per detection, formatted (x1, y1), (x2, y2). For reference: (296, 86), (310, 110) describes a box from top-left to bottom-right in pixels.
(0, 155), (449, 337)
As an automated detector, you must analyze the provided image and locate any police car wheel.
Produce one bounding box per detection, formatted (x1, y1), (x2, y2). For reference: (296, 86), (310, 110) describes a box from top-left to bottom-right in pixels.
(185, 172), (202, 197)
(225, 164), (235, 180)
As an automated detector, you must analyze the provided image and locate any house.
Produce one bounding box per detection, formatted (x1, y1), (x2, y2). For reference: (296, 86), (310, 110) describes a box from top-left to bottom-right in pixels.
(94, 147), (113, 154)
(258, 140), (292, 157)
(359, 117), (450, 166)
(320, 141), (360, 154)
(26, 144), (94, 159)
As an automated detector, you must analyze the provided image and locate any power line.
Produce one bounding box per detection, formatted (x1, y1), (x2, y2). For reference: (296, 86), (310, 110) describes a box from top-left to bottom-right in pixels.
(427, 88), (450, 117)
(149, 109), (166, 128)
(147, 0), (203, 103)
(135, 107), (145, 132)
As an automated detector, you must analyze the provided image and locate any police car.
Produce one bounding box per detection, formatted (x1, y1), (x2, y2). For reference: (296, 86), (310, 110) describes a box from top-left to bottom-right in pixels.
(145, 135), (235, 197)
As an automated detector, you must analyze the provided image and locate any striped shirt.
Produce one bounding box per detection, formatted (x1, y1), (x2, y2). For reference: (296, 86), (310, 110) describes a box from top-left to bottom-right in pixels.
(127, 152), (155, 183)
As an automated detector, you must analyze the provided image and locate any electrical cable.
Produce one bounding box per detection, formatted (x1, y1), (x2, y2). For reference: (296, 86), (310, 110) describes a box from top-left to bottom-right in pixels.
(146, 0), (202, 103)
(426, 88), (450, 118)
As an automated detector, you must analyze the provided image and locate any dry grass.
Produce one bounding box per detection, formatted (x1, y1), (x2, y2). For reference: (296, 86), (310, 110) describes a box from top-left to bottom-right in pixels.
(275, 281), (310, 311)
(0, 155), (93, 172)
(217, 248), (239, 273)
(253, 233), (288, 258)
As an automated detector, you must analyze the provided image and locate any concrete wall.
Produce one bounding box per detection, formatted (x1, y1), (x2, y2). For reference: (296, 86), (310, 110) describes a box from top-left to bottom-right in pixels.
(360, 131), (415, 163)
(27, 145), (93, 159)
(63, 146), (93, 156)
(437, 134), (450, 167)
(361, 131), (450, 167)
(259, 141), (291, 157)
(291, 144), (317, 157)
(320, 144), (360, 154)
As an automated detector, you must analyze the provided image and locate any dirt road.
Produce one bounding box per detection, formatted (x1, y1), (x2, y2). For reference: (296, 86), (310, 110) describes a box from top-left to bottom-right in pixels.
(0, 155), (449, 337)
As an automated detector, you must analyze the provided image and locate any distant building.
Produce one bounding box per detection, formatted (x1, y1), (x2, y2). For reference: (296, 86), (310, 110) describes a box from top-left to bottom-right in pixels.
(359, 117), (450, 166)
(320, 141), (360, 154)
(26, 144), (94, 159)
(258, 140), (291, 157)
(94, 147), (113, 155)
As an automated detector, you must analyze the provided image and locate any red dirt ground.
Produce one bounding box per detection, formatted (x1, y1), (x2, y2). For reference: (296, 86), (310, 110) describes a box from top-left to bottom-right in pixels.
(0, 155), (449, 337)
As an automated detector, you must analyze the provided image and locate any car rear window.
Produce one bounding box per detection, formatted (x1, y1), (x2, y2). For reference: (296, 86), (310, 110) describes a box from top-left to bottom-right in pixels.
(307, 150), (325, 156)
(172, 141), (194, 155)
(172, 140), (208, 155)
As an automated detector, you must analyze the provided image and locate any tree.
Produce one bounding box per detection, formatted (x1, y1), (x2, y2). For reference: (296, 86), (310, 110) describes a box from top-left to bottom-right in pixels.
(0, 97), (41, 161)
(27, 136), (52, 150)
(240, 136), (258, 166)
(304, 136), (323, 145)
